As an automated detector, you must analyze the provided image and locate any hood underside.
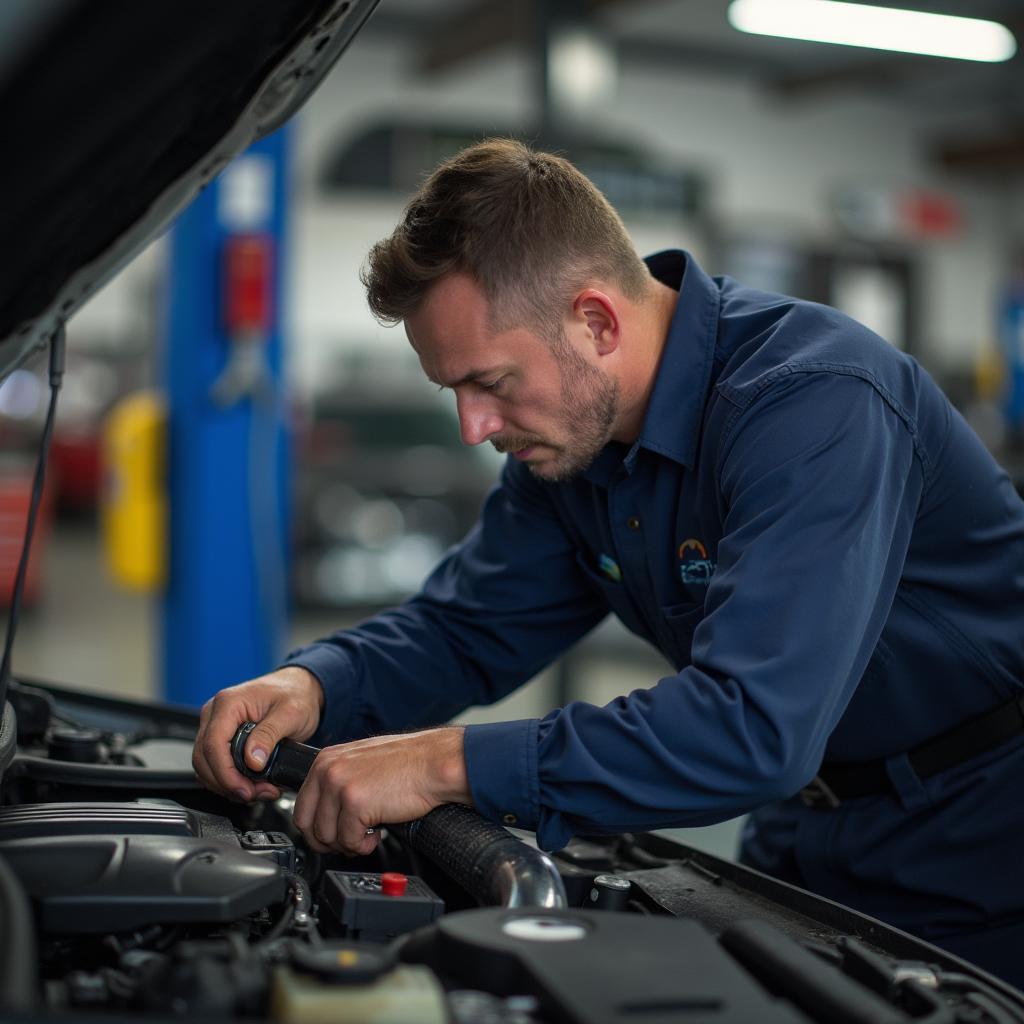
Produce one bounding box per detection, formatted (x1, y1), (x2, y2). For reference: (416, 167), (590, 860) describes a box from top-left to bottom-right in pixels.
(0, 0), (378, 378)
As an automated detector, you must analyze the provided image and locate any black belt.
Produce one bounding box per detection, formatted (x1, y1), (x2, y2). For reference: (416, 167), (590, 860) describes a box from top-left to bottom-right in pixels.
(800, 692), (1024, 809)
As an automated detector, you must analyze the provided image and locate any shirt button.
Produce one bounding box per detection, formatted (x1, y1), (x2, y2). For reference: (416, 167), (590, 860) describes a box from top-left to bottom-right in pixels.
(502, 813), (518, 826)
(627, 516), (641, 531)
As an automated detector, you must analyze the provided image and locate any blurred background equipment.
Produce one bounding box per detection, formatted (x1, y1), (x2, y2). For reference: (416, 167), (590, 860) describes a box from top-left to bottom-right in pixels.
(294, 361), (497, 611)
(1000, 253), (1024, 449)
(0, 457), (51, 611)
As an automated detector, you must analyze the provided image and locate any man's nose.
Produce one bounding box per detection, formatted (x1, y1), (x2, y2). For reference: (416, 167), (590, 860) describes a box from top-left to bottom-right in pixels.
(456, 391), (502, 446)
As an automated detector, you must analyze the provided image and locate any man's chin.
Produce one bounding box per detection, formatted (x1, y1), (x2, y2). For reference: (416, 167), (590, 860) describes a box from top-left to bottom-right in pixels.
(512, 446), (556, 480)
(524, 449), (596, 483)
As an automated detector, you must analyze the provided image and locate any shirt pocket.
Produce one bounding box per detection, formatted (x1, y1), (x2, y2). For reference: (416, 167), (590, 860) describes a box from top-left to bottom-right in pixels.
(657, 600), (705, 669)
(573, 551), (648, 639)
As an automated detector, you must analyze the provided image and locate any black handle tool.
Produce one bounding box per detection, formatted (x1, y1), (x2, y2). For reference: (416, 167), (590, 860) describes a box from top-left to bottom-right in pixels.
(230, 720), (320, 791)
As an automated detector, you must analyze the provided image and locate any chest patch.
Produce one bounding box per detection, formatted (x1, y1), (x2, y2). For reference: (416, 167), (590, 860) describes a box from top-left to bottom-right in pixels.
(678, 538), (716, 585)
(599, 552), (622, 582)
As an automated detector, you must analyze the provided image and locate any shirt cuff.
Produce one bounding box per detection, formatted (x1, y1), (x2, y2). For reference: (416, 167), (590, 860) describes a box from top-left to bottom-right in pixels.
(463, 719), (540, 831)
(278, 645), (358, 747)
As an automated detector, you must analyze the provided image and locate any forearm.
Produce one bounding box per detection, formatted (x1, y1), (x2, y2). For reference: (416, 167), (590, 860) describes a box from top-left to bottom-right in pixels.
(285, 472), (609, 745)
(282, 596), (552, 745)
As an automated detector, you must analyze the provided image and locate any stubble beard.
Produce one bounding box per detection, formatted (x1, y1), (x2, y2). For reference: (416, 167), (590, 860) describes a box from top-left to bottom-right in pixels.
(512, 337), (619, 483)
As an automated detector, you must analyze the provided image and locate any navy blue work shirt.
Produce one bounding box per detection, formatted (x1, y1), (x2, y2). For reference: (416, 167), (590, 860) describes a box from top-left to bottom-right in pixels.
(287, 251), (1024, 963)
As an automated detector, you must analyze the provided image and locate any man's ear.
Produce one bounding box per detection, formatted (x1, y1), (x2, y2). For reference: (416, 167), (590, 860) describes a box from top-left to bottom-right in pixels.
(573, 289), (619, 355)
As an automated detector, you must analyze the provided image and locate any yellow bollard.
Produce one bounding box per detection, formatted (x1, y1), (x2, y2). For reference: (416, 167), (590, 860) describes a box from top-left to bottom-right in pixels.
(101, 390), (167, 591)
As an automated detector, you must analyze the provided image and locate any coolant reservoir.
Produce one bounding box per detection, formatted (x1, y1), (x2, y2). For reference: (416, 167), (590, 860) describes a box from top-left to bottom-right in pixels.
(270, 963), (447, 1024)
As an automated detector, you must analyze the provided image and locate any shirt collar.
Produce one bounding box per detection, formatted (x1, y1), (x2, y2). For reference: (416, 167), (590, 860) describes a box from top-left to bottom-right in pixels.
(582, 250), (720, 486)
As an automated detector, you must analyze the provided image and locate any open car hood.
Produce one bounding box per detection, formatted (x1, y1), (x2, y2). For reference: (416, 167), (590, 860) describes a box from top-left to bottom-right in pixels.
(0, 0), (378, 378)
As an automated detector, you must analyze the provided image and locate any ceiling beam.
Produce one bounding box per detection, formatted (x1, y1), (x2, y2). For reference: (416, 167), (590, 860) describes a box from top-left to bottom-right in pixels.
(934, 132), (1024, 172)
(411, 0), (629, 77)
(418, 2), (531, 76)
(767, 57), (938, 100)
(617, 38), (785, 79)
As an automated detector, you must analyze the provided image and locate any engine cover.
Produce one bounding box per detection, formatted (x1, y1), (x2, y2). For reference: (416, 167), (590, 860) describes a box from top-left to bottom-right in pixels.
(409, 908), (807, 1024)
(0, 834), (285, 933)
(0, 800), (236, 842)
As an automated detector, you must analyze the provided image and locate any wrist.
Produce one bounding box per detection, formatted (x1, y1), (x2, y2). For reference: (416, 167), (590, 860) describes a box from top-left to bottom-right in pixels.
(433, 726), (471, 805)
(278, 664), (325, 717)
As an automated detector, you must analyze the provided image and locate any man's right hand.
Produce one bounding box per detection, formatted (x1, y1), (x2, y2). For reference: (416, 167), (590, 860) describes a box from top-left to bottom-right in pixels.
(191, 666), (325, 802)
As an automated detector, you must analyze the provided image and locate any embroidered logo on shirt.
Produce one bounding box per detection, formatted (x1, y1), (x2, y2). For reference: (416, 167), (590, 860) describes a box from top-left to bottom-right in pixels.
(678, 538), (715, 585)
(599, 553), (622, 582)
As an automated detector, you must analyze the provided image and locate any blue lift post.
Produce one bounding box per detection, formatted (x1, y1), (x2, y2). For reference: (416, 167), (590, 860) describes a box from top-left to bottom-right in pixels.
(162, 129), (291, 707)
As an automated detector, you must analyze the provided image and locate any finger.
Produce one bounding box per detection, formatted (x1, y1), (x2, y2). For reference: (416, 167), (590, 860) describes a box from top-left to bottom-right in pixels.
(192, 701), (226, 793)
(293, 768), (322, 833)
(305, 834), (332, 855)
(338, 820), (381, 858)
(252, 782), (281, 801)
(200, 701), (257, 800)
(195, 697), (212, 737)
(312, 780), (342, 849)
(191, 700), (215, 782)
(244, 704), (301, 772)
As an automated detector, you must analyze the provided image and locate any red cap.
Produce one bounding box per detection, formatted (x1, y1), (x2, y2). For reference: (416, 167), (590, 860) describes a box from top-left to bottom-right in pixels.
(380, 872), (408, 897)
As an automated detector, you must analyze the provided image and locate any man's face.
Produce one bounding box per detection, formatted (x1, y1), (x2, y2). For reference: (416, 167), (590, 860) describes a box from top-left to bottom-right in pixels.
(405, 273), (619, 482)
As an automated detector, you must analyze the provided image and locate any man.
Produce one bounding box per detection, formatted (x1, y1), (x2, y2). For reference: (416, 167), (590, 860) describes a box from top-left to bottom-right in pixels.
(194, 139), (1024, 983)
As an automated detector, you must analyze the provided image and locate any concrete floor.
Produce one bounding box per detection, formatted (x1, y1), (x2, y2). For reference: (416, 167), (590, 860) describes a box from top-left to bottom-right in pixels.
(8, 521), (744, 859)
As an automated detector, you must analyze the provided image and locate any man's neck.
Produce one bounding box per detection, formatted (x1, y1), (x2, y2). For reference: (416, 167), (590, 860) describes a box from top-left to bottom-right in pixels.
(611, 280), (680, 443)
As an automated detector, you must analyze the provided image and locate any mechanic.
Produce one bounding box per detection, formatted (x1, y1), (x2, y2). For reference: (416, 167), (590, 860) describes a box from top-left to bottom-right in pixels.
(194, 139), (1024, 983)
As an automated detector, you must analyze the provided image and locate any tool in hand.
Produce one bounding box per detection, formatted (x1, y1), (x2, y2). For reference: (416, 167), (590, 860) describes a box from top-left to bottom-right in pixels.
(229, 720), (375, 833)
(230, 720), (321, 791)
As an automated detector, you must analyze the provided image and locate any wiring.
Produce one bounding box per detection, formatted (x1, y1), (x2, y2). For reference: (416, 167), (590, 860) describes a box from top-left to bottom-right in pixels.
(0, 325), (65, 711)
(254, 871), (312, 948)
(937, 971), (1024, 1024)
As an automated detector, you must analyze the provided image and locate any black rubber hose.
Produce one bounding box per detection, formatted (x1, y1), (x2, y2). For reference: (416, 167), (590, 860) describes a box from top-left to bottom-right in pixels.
(403, 803), (566, 909)
(256, 871), (312, 948)
(0, 853), (36, 1012)
(6, 753), (200, 789)
(0, 701), (17, 786)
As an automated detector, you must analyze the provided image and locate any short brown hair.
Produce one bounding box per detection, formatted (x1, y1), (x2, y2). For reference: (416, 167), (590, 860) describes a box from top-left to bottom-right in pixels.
(362, 138), (651, 337)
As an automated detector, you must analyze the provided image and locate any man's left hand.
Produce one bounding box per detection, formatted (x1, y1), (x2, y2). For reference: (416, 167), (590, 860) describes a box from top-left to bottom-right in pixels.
(292, 727), (471, 857)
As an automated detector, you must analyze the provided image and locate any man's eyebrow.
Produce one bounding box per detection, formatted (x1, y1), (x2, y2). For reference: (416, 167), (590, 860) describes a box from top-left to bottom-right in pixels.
(430, 368), (500, 389)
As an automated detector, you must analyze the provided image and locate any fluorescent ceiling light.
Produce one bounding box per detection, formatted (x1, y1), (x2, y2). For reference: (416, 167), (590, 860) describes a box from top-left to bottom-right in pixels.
(728, 0), (1017, 63)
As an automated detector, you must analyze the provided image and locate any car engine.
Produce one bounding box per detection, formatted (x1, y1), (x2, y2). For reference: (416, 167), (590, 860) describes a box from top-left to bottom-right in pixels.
(3, 678), (1024, 1024)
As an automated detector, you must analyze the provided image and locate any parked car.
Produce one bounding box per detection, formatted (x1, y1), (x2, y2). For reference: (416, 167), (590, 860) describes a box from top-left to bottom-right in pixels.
(294, 385), (497, 610)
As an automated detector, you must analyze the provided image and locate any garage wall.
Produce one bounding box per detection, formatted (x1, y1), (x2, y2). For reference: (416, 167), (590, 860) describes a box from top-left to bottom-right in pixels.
(615, 64), (1011, 371)
(289, 33), (1018, 381)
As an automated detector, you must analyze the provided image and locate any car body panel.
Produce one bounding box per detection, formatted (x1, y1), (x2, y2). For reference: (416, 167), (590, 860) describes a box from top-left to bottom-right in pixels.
(0, 0), (379, 378)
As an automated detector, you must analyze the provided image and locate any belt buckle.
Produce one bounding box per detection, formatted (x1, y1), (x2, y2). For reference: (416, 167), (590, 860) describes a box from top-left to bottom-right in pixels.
(799, 775), (841, 810)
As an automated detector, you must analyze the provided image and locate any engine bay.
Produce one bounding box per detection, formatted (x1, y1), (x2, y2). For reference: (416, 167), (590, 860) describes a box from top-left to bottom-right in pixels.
(3, 678), (1024, 1024)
